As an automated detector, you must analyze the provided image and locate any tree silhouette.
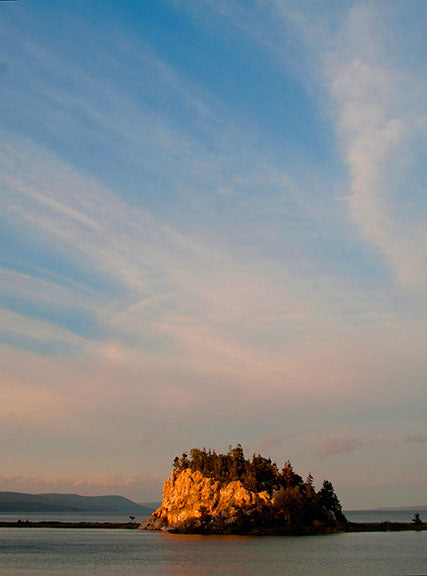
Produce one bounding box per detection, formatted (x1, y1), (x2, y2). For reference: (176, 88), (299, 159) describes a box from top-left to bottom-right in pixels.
(412, 513), (422, 529)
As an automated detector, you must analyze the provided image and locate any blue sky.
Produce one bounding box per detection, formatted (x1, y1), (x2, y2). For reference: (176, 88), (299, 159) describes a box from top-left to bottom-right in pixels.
(1, 0), (426, 507)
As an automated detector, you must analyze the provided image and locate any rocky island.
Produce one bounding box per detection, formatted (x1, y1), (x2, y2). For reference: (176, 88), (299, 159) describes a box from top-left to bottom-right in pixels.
(140, 445), (347, 535)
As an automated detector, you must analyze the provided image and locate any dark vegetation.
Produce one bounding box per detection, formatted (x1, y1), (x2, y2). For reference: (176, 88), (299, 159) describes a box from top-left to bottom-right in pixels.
(346, 520), (426, 532)
(173, 444), (347, 532)
(0, 520), (140, 529)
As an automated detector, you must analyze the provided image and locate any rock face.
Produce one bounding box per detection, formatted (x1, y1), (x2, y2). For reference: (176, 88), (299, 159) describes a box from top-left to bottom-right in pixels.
(140, 469), (272, 533)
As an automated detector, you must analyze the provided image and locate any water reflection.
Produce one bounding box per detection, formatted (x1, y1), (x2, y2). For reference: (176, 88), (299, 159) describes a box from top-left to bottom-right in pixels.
(160, 533), (256, 576)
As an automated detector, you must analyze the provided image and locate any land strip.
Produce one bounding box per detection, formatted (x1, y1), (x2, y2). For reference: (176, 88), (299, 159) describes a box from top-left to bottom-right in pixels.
(0, 520), (425, 532)
(0, 521), (140, 529)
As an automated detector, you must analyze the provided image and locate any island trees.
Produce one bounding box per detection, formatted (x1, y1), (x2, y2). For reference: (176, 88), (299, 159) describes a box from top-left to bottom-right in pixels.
(170, 444), (347, 533)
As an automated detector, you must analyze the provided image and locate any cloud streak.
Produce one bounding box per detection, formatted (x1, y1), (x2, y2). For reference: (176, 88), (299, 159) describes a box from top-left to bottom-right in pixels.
(0, 134), (355, 371)
(316, 437), (381, 459)
(0, 308), (85, 347)
(404, 434), (427, 445)
(326, 4), (427, 292)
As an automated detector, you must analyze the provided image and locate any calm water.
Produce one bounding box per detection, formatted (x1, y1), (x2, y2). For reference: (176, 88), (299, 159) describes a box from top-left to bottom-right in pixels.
(0, 528), (426, 576)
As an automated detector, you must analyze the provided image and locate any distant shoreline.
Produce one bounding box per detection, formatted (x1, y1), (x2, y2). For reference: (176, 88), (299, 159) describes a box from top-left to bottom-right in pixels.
(0, 520), (140, 529)
(344, 521), (426, 533)
(0, 520), (425, 533)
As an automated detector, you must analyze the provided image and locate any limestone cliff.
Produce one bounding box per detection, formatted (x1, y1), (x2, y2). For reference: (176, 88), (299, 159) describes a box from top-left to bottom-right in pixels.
(140, 469), (272, 533)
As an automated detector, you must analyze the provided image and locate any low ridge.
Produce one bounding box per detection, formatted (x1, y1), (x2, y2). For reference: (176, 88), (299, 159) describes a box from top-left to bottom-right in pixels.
(0, 492), (150, 514)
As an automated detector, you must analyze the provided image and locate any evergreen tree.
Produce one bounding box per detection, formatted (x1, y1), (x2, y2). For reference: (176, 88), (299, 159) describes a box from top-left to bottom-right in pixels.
(412, 513), (422, 528)
(317, 479), (346, 523)
(280, 461), (303, 489)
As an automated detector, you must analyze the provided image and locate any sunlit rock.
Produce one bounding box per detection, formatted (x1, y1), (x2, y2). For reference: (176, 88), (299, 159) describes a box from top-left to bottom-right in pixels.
(140, 468), (271, 533)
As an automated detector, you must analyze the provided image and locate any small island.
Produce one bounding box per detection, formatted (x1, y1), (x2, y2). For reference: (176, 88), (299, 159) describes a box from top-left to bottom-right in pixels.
(140, 445), (347, 535)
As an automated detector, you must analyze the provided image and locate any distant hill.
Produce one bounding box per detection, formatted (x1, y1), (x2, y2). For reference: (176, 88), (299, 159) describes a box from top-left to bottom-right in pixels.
(139, 501), (161, 512)
(0, 492), (152, 515)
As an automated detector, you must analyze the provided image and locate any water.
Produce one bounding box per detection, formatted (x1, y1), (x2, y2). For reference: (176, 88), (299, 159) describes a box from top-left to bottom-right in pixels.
(344, 509), (425, 523)
(0, 528), (425, 576)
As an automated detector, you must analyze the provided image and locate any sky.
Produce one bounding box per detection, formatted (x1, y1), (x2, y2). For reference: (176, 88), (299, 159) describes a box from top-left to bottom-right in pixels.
(0, 0), (426, 509)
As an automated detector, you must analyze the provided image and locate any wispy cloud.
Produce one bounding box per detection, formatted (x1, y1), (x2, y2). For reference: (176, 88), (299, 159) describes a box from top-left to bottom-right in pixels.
(255, 434), (284, 455)
(326, 3), (427, 292)
(207, 1), (427, 297)
(404, 434), (427, 445)
(0, 134), (354, 369)
(316, 436), (381, 459)
(0, 308), (84, 347)
(0, 267), (98, 311)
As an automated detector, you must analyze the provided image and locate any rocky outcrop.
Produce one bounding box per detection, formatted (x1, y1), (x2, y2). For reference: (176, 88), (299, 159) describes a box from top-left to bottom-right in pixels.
(140, 469), (272, 533)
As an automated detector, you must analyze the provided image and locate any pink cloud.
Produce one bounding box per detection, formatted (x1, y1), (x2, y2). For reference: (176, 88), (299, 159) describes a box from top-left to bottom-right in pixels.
(255, 434), (283, 454)
(404, 434), (427, 444)
(316, 437), (381, 458)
